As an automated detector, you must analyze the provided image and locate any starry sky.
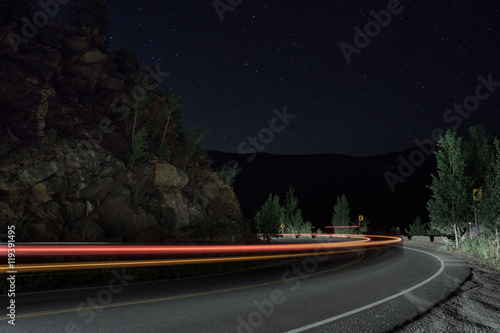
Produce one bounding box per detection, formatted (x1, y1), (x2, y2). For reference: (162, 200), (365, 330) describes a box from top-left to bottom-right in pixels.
(105, 0), (500, 156)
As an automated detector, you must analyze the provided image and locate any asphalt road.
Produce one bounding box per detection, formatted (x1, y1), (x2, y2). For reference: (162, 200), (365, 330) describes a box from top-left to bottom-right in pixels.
(0, 244), (470, 333)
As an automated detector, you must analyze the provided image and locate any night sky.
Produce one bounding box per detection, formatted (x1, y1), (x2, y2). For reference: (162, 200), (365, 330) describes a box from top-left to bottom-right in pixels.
(105, 0), (500, 156)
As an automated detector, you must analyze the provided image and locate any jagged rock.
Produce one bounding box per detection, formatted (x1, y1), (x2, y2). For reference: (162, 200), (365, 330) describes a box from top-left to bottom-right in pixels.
(81, 49), (108, 63)
(113, 183), (130, 198)
(161, 190), (190, 229)
(0, 202), (15, 220)
(62, 36), (87, 51)
(19, 161), (59, 185)
(98, 195), (157, 237)
(71, 201), (85, 219)
(154, 162), (189, 189)
(40, 49), (61, 69)
(42, 177), (65, 197)
(79, 176), (114, 200)
(187, 204), (206, 227)
(34, 200), (61, 221)
(0, 164), (20, 173)
(86, 200), (95, 216)
(62, 217), (105, 242)
(97, 71), (124, 90)
(93, 35), (107, 49)
(32, 183), (52, 203)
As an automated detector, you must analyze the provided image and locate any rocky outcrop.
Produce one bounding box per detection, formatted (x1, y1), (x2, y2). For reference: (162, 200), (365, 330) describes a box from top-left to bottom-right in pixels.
(0, 140), (243, 243)
(0, 20), (127, 154)
(0, 15), (244, 244)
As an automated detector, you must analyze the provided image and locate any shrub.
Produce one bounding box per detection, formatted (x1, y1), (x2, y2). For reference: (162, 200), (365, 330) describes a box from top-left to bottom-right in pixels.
(458, 232), (500, 269)
(128, 127), (148, 168)
(216, 163), (238, 186)
(156, 141), (171, 161)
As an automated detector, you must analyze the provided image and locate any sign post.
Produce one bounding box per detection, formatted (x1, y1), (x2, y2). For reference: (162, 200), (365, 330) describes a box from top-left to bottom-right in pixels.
(280, 223), (284, 235)
(358, 215), (363, 234)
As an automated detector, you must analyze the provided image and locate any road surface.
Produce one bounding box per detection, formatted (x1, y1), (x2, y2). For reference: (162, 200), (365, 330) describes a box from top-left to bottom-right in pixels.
(0, 244), (469, 332)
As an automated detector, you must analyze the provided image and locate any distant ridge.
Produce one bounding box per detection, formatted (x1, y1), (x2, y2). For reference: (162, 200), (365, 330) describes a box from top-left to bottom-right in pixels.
(209, 147), (437, 232)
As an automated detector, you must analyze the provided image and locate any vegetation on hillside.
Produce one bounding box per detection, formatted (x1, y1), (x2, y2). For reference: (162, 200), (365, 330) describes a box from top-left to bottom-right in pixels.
(427, 126), (499, 268)
(254, 186), (312, 241)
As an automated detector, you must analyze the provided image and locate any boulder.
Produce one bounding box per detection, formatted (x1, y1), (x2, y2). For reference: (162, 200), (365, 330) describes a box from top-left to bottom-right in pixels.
(154, 162), (189, 189)
(19, 162), (59, 185)
(80, 49), (108, 63)
(62, 217), (105, 242)
(32, 183), (52, 203)
(98, 195), (157, 237)
(79, 176), (114, 200)
(62, 36), (87, 51)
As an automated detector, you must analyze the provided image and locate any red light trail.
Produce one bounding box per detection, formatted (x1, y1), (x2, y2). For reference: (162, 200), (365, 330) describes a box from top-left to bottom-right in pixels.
(0, 235), (401, 273)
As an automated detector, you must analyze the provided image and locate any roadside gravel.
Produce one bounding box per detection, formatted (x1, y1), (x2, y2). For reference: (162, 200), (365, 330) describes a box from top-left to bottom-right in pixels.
(394, 240), (500, 333)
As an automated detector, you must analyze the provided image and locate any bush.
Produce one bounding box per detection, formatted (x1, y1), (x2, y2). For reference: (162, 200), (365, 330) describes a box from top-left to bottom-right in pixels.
(216, 163), (238, 186)
(458, 232), (500, 269)
(128, 127), (148, 168)
(156, 141), (171, 161)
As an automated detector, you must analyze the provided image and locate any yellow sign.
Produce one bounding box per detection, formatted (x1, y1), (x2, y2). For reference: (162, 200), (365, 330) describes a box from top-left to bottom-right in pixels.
(473, 188), (482, 201)
(358, 215), (364, 221)
(280, 224), (284, 228)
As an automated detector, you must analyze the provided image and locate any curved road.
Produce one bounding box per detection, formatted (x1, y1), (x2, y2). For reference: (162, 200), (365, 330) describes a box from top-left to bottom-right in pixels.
(1, 244), (469, 333)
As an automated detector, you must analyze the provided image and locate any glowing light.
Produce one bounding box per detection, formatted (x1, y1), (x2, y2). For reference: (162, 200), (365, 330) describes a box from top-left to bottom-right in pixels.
(0, 235), (400, 257)
(0, 249), (364, 273)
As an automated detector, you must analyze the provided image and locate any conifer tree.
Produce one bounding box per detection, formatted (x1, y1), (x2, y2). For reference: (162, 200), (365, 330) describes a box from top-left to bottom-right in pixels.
(331, 194), (351, 234)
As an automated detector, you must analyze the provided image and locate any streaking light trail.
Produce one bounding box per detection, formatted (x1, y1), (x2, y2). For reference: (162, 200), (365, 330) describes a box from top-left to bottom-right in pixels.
(0, 235), (401, 273)
(0, 249), (365, 273)
(0, 235), (401, 257)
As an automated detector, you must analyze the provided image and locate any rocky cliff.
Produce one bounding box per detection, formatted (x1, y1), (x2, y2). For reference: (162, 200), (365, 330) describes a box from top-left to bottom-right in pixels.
(0, 15), (243, 243)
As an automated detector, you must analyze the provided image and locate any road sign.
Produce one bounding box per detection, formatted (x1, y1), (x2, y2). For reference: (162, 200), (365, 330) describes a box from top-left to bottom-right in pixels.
(473, 188), (482, 201)
(358, 215), (364, 222)
(280, 224), (284, 228)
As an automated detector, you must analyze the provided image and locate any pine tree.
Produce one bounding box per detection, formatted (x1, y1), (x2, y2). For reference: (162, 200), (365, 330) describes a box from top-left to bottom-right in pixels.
(404, 215), (428, 236)
(181, 124), (209, 171)
(255, 194), (284, 242)
(283, 186), (303, 234)
(331, 194), (351, 234)
(427, 130), (471, 246)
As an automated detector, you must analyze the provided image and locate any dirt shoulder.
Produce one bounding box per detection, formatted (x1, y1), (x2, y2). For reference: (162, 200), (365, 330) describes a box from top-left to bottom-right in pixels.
(394, 240), (500, 332)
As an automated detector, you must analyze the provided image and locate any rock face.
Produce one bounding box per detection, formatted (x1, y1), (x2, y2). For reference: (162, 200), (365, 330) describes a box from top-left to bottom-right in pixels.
(0, 20), (126, 153)
(0, 16), (244, 244)
(0, 140), (243, 243)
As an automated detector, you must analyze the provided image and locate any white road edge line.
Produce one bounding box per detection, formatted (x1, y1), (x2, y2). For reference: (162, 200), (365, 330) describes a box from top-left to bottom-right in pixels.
(284, 246), (446, 333)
